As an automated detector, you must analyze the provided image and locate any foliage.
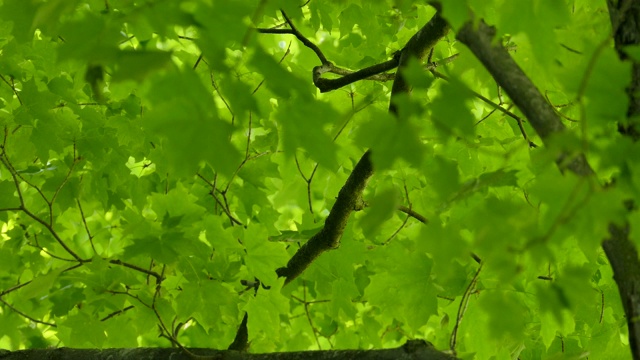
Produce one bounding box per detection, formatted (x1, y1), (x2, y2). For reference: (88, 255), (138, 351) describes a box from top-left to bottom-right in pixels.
(0, 0), (636, 359)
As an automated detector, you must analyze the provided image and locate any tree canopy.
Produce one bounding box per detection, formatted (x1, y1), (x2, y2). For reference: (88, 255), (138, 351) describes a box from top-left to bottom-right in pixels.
(0, 0), (639, 359)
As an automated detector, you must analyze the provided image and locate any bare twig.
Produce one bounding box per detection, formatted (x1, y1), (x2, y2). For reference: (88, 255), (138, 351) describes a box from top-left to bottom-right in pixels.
(0, 297), (57, 327)
(450, 263), (482, 355)
(0, 73), (22, 105)
(397, 206), (428, 223)
(196, 173), (244, 226)
(77, 199), (98, 255)
(279, 10), (328, 64)
(101, 305), (135, 321)
(432, 70), (536, 147)
(108, 259), (164, 282)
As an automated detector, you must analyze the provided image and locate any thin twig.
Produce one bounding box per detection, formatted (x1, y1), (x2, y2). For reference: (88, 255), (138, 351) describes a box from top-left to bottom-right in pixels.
(0, 297), (57, 327)
(49, 142), (79, 226)
(432, 70), (536, 147)
(101, 305), (135, 321)
(279, 10), (328, 64)
(397, 206), (428, 223)
(384, 183), (414, 244)
(196, 173), (244, 226)
(30, 233), (77, 262)
(450, 263), (483, 355)
(252, 41), (292, 94)
(77, 199), (98, 255)
(108, 259), (164, 282)
(0, 73), (22, 105)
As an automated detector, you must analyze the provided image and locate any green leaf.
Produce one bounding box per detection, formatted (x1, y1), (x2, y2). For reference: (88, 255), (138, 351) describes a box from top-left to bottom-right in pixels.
(123, 235), (179, 264)
(249, 46), (313, 101)
(142, 70), (242, 177)
(441, 0), (471, 31)
(57, 14), (122, 63)
(0, 0), (39, 42)
(430, 75), (475, 139)
(243, 224), (289, 286)
(59, 312), (107, 347)
(111, 50), (173, 83)
(21, 267), (65, 301)
(276, 98), (339, 170)
(478, 291), (528, 342)
(366, 246), (437, 331)
(246, 279), (289, 341)
(355, 107), (425, 170)
(402, 57), (435, 90)
(423, 155), (460, 203)
(0, 181), (19, 209)
(359, 187), (399, 240)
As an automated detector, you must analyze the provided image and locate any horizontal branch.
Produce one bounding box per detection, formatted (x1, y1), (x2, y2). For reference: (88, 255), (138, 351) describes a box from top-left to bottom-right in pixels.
(108, 259), (164, 282)
(0, 340), (458, 360)
(313, 56), (400, 92)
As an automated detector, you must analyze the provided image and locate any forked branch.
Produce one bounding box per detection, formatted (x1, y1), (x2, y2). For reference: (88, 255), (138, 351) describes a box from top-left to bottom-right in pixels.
(276, 11), (450, 285)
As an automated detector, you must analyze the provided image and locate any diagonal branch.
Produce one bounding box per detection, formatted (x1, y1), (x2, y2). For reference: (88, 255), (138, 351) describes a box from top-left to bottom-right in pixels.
(279, 10), (328, 64)
(0, 297), (57, 327)
(276, 11), (450, 286)
(454, 14), (640, 359)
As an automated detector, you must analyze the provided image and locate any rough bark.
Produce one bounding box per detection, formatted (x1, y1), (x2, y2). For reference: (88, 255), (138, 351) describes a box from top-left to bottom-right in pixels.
(454, 11), (640, 359)
(456, 21), (592, 176)
(276, 11), (450, 285)
(0, 340), (457, 360)
(605, 1), (640, 358)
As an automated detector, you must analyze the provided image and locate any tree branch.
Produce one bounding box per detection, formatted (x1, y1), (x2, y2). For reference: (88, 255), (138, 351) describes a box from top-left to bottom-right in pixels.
(604, 2), (640, 358)
(259, 12), (455, 94)
(0, 297), (57, 327)
(454, 12), (640, 359)
(272, 10), (329, 64)
(313, 56), (400, 93)
(398, 205), (428, 224)
(108, 259), (164, 283)
(276, 11), (450, 285)
(0, 340), (458, 360)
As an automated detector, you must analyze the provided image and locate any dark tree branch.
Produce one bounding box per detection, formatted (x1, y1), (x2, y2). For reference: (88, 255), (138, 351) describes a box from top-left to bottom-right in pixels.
(391, 13), (450, 101)
(313, 56), (400, 93)
(456, 20), (592, 176)
(227, 313), (249, 351)
(100, 305), (135, 322)
(0, 340), (458, 360)
(277, 10), (328, 64)
(276, 12), (450, 285)
(77, 199), (98, 255)
(453, 11), (640, 359)
(276, 150), (374, 284)
(108, 259), (164, 283)
(456, 22), (567, 142)
(329, 53), (460, 82)
(609, 0), (640, 140)
(259, 12), (455, 94)
(605, 1), (640, 358)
